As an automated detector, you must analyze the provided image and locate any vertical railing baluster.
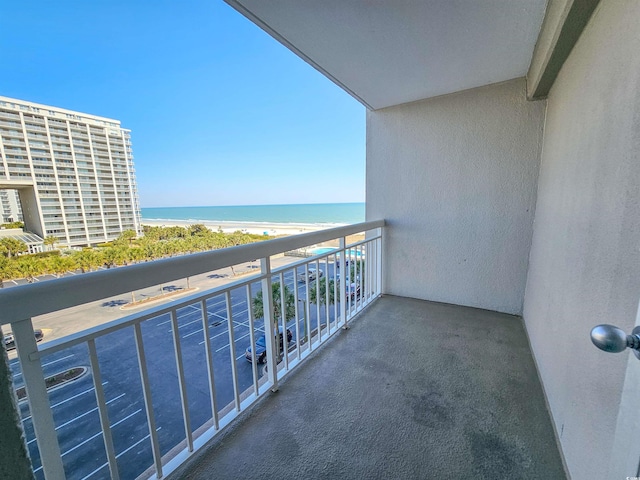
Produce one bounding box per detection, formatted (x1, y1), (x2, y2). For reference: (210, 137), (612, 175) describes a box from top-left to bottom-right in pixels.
(12, 318), (65, 480)
(200, 299), (219, 430)
(170, 309), (193, 451)
(358, 244), (364, 311)
(225, 291), (241, 411)
(367, 240), (372, 303)
(278, 272), (288, 372)
(377, 227), (383, 296)
(260, 257), (278, 391)
(88, 339), (119, 480)
(339, 237), (347, 329)
(333, 254), (338, 329)
(304, 263), (312, 352)
(133, 322), (162, 478)
(315, 259), (321, 343)
(347, 246), (353, 319)
(324, 256), (330, 334)
(292, 272), (301, 361)
(245, 285), (260, 396)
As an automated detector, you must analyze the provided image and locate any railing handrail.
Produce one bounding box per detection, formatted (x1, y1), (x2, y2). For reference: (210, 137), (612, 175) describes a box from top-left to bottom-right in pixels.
(0, 220), (384, 323)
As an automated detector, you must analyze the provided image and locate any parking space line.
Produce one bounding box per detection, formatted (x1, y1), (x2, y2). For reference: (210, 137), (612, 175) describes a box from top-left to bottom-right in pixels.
(79, 427), (162, 480)
(166, 317), (202, 334)
(15, 354), (77, 380)
(27, 393), (126, 445)
(42, 354), (75, 368)
(60, 409), (141, 458)
(183, 327), (204, 339)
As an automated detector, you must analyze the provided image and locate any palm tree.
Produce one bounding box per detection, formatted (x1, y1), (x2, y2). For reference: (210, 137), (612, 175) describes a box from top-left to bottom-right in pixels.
(0, 257), (16, 288)
(43, 236), (58, 251)
(16, 257), (42, 283)
(309, 277), (337, 306)
(0, 238), (28, 258)
(73, 249), (103, 273)
(252, 281), (296, 359)
(46, 255), (76, 278)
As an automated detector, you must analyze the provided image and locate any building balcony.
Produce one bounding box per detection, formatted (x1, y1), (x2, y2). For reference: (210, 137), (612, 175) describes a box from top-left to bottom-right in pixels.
(0, 222), (401, 479)
(0, 221), (566, 479)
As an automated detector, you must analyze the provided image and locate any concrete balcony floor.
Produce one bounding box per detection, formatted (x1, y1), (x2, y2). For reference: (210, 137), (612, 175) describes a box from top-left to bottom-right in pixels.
(175, 295), (565, 479)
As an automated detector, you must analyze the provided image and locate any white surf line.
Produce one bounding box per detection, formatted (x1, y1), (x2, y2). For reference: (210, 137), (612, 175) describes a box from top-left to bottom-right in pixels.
(79, 427), (162, 480)
(26, 394), (126, 445)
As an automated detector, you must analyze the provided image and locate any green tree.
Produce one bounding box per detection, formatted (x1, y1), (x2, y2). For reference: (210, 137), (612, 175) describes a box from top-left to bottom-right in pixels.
(74, 249), (104, 273)
(252, 282), (296, 359)
(0, 238), (28, 258)
(102, 246), (129, 268)
(188, 224), (209, 237)
(43, 236), (58, 251)
(15, 257), (43, 283)
(46, 255), (76, 278)
(117, 229), (137, 245)
(0, 257), (16, 288)
(309, 277), (337, 306)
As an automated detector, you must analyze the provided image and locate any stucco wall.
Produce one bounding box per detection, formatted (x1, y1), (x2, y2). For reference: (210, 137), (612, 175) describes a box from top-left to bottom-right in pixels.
(523, 0), (640, 478)
(366, 78), (545, 315)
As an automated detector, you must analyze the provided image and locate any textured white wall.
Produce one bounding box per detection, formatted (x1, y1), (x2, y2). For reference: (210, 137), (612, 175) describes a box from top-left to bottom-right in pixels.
(366, 78), (545, 315)
(523, 0), (640, 478)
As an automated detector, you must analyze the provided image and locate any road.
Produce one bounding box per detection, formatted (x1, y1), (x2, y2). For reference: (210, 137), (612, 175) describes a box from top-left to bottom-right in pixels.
(10, 261), (345, 479)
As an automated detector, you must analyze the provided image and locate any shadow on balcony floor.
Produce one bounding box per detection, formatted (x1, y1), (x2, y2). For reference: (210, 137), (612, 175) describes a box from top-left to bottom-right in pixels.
(176, 295), (565, 480)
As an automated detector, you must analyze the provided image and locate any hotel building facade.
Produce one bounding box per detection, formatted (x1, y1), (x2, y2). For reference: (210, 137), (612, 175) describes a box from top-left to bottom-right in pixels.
(0, 96), (142, 247)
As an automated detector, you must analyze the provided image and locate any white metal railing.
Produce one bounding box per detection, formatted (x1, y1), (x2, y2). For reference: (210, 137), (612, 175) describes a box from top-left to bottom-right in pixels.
(0, 220), (384, 480)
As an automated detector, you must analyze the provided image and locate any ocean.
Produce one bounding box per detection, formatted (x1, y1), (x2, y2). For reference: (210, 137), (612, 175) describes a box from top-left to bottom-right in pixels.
(141, 203), (365, 226)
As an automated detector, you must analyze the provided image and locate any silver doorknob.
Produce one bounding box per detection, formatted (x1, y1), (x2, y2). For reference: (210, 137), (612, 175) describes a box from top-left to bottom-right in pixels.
(590, 324), (640, 359)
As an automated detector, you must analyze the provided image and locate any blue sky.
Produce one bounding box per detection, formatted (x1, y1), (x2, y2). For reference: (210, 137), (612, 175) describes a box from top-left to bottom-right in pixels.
(0, 1), (365, 208)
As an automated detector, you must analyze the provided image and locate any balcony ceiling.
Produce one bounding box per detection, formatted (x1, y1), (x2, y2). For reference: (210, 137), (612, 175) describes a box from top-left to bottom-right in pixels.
(224, 0), (548, 110)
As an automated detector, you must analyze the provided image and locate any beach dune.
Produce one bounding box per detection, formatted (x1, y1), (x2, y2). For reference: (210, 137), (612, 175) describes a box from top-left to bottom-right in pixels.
(141, 219), (339, 237)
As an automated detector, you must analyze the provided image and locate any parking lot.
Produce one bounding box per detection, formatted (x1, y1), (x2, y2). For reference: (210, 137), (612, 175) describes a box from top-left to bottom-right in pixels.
(9, 259), (341, 479)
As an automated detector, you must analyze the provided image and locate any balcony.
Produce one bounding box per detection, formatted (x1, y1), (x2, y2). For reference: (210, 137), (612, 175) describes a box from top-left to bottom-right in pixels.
(1, 222), (391, 478)
(176, 294), (564, 480)
(0, 220), (568, 480)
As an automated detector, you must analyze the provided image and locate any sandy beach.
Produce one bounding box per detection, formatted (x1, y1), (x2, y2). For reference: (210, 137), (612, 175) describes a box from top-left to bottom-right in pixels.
(141, 219), (342, 237)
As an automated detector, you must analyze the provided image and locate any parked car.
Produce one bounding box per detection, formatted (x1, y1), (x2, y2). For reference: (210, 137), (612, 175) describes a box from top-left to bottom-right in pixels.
(297, 267), (324, 283)
(4, 329), (44, 351)
(245, 327), (293, 364)
(345, 282), (361, 300)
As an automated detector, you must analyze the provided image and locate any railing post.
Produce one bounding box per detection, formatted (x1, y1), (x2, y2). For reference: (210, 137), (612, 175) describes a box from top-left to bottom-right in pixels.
(260, 257), (278, 392)
(339, 237), (347, 329)
(12, 318), (65, 480)
(376, 227), (383, 296)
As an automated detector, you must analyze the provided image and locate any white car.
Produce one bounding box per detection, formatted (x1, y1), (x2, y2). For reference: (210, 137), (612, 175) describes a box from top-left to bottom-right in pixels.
(297, 268), (324, 283)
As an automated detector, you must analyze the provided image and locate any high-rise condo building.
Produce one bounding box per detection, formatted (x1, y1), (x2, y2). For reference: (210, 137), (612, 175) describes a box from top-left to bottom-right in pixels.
(0, 96), (142, 247)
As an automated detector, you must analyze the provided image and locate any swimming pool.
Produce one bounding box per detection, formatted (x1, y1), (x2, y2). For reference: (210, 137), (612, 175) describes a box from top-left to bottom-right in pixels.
(308, 247), (339, 255)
